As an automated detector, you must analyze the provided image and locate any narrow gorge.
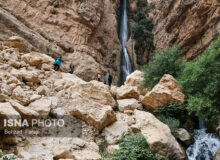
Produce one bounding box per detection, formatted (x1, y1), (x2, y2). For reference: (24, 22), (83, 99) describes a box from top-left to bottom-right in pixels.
(0, 0), (219, 160)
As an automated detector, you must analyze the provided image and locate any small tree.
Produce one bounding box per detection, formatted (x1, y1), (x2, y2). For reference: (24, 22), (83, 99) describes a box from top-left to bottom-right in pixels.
(142, 45), (184, 88)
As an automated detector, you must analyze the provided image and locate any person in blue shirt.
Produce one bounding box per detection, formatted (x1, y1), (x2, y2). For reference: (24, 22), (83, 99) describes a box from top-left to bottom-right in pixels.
(53, 57), (64, 71)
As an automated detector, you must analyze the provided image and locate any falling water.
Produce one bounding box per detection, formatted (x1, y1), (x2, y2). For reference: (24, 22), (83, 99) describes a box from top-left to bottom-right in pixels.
(119, 0), (132, 83)
(186, 118), (220, 160)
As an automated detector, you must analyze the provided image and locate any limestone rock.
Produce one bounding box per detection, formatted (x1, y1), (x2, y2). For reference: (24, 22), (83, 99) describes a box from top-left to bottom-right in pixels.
(116, 112), (136, 126)
(29, 98), (52, 116)
(104, 121), (129, 145)
(176, 128), (192, 145)
(134, 110), (185, 159)
(68, 93), (116, 131)
(9, 99), (39, 118)
(125, 70), (143, 87)
(72, 150), (101, 160)
(0, 102), (21, 130)
(3, 36), (25, 52)
(117, 98), (143, 112)
(107, 145), (120, 154)
(141, 74), (185, 110)
(22, 52), (54, 69)
(116, 85), (140, 100)
(12, 86), (32, 105)
(36, 86), (49, 96)
(70, 80), (116, 108)
(11, 68), (41, 84)
(110, 85), (118, 99)
(72, 138), (86, 148)
(53, 145), (73, 159)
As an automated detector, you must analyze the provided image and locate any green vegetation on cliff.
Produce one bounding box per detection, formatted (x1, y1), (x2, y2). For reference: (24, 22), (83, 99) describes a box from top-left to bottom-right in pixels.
(129, 0), (154, 65)
(142, 38), (220, 121)
(179, 38), (220, 121)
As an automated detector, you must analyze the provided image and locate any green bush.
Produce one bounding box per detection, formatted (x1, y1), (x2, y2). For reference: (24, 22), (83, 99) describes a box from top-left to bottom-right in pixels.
(142, 45), (184, 88)
(99, 133), (162, 160)
(0, 153), (16, 160)
(154, 102), (186, 119)
(179, 38), (220, 121)
(113, 133), (159, 160)
(133, 11), (146, 22)
(157, 115), (180, 133)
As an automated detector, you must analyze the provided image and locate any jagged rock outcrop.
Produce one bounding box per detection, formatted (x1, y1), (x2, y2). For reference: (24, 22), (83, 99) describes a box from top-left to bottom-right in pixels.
(151, 0), (220, 59)
(0, 40), (116, 131)
(0, 0), (121, 84)
(141, 74), (185, 110)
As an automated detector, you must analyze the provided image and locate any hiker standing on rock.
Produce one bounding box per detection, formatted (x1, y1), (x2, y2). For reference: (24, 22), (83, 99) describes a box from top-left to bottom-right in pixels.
(53, 56), (64, 71)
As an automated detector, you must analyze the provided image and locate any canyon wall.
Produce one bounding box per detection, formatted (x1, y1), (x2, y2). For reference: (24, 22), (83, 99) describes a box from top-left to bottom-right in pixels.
(0, 0), (121, 83)
(152, 0), (220, 60)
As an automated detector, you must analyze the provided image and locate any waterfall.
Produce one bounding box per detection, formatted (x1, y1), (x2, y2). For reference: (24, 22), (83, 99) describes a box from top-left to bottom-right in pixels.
(119, 0), (132, 83)
(186, 118), (220, 160)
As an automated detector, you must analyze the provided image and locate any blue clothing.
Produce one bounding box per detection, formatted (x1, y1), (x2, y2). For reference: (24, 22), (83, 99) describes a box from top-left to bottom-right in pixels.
(54, 57), (64, 67)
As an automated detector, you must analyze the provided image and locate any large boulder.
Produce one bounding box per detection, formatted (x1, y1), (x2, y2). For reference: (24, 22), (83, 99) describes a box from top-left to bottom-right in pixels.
(22, 52), (54, 69)
(116, 85), (140, 100)
(133, 110), (185, 159)
(141, 74), (185, 110)
(9, 99), (39, 118)
(29, 98), (52, 116)
(0, 102), (21, 130)
(125, 70), (143, 86)
(117, 98), (142, 112)
(68, 93), (116, 131)
(70, 80), (116, 108)
(104, 121), (129, 145)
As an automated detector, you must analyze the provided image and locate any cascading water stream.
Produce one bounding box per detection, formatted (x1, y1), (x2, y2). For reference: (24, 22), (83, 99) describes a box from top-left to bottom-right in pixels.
(119, 0), (132, 83)
(186, 118), (220, 160)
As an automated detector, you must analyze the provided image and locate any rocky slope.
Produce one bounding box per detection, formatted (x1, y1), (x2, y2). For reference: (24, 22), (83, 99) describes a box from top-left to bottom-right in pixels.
(151, 0), (220, 60)
(0, 0), (121, 84)
(0, 39), (188, 159)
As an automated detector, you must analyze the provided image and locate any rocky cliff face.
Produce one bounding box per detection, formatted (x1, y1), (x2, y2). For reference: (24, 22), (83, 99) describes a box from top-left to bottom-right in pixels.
(152, 0), (220, 60)
(0, 0), (121, 83)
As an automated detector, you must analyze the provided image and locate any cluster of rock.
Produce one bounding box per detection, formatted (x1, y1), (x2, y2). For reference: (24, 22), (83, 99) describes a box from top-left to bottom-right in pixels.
(0, 38), (189, 159)
(0, 0), (121, 83)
